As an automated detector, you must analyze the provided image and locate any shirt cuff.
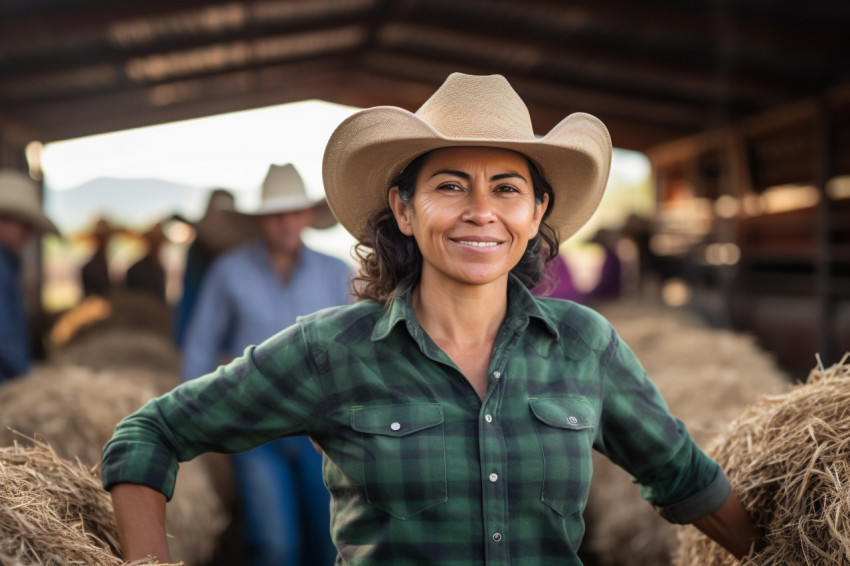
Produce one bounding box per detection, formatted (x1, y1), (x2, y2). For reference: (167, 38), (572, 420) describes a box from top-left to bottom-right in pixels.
(653, 466), (731, 524)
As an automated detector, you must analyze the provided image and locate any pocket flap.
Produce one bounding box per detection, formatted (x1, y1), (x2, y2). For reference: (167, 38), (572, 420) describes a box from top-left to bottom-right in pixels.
(351, 403), (444, 437)
(529, 397), (595, 430)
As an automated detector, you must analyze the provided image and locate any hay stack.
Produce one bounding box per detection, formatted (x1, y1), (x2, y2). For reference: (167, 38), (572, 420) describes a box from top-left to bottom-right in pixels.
(49, 289), (174, 348)
(0, 366), (228, 565)
(583, 300), (791, 566)
(47, 287), (182, 379)
(0, 441), (176, 565)
(50, 328), (182, 381)
(675, 355), (850, 566)
(0, 365), (171, 464)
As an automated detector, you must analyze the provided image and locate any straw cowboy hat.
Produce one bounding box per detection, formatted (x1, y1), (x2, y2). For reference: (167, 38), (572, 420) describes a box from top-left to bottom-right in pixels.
(239, 163), (336, 229)
(322, 72), (612, 244)
(0, 169), (58, 234)
(170, 189), (259, 253)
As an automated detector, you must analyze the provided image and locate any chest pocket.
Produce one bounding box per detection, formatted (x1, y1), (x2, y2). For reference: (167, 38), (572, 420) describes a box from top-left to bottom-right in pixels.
(529, 397), (598, 519)
(351, 403), (447, 520)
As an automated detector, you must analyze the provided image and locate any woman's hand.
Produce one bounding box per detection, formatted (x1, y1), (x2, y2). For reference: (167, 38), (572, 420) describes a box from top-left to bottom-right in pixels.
(110, 483), (172, 563)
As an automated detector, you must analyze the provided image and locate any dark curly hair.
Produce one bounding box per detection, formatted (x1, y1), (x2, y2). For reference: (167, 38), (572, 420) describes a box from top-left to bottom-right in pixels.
(352, 150), (560, 303)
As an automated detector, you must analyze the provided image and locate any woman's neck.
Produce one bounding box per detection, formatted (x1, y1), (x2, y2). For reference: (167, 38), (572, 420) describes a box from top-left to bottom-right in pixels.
(411, 274), (510, 400)
(411, 273), (509, 347)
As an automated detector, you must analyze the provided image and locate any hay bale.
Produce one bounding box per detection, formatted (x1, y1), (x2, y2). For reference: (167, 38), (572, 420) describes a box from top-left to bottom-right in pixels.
(0, 365), (169, 464)
(47, 288), (182, 379)
(583, 300), (791, 566)
(0, 366), (228, 565)
(675, 355), (850, 566)
(48, 288), (174, 350)
(0, 440), (176, 565)
(50, 328), (182, 381)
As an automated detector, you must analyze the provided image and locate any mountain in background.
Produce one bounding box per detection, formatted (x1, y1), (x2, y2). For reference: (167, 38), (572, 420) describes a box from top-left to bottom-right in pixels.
(45, 177), (210, 235)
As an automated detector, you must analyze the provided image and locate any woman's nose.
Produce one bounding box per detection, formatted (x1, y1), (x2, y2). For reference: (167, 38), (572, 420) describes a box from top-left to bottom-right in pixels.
(460, 186), (495, 223)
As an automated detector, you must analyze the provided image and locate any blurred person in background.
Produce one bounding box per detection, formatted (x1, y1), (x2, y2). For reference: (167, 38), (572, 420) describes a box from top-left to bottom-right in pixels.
(79, 216), (127, 298)
(531, 251), (582, 301)
(172, 188), (258, 347)
(584, 227), (623, 303)
(180, 163), (352, 566)
(125, 221), (167, 301)
(0, 169), (58, 383)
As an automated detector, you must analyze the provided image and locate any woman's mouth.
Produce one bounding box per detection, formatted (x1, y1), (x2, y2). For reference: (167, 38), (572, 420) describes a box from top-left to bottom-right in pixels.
(454, 239), (500, 248)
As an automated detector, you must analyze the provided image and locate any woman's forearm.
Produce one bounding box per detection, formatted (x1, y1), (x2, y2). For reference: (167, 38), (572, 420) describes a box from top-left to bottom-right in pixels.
(692, 490), (763, 559)
(110, 483), (172, 563)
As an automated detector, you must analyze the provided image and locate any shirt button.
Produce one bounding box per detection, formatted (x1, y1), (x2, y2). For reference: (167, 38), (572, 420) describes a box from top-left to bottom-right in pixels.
(492, 532), (502, 542)
(484, 414), (493, 423)
(390, 422), (401, 431)
(492, 371), (501, 379)
(567, 416), (578, 425)
(488, 473), (498, 482)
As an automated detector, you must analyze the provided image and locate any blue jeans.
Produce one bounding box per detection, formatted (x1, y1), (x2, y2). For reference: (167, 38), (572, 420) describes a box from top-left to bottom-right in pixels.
(231, 436), (336, 566)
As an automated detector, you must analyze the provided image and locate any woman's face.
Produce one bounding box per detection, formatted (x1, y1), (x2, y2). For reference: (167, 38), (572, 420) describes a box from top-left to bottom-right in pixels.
(389, 146), (548, 290)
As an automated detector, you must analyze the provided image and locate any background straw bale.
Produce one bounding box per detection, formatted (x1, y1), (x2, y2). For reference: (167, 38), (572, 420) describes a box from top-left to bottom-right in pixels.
(582, 299), (792, 566)
(48, 288), (174, 349)
(50, 328), (182, 384)
(675, 355), (850, 566)
(0, 365), (168, 464)
(47, 287), (181, 380)
(0, 366), (228, 565)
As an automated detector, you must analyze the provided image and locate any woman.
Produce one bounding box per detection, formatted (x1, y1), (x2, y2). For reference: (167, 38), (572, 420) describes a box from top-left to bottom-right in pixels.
(102, 73), (760, 564)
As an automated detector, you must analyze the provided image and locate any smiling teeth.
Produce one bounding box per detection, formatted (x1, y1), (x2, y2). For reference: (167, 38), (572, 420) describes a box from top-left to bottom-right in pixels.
(458, 240), (498, 247)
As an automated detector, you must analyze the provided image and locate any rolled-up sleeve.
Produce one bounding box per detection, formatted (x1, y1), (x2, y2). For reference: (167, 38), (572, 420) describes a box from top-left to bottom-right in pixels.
(102, 320), (325, 499)
(594, 326), (730, 524)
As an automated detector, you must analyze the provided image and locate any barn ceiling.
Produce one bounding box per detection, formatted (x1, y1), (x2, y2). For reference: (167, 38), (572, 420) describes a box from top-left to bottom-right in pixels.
(1, 0), (849, 153)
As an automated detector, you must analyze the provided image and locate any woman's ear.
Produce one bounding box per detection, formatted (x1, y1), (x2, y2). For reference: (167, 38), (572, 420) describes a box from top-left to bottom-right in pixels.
(388, 187), (414, 236)
(528, 193), (549, 239)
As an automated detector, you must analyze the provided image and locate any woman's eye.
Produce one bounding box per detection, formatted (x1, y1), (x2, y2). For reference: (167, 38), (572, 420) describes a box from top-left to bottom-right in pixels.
(495, 184), (520, 193)
(438, 183), (463, 192)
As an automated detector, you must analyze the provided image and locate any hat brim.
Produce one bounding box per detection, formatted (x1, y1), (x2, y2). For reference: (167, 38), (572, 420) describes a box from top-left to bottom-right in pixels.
(3, 210), (59, 235)
(323, 106), (611, 244)
(232, 197), (337, 230)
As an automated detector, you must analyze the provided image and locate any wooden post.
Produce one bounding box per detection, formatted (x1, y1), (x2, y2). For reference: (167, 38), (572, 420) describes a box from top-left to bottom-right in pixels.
(815, 98), (834, 367)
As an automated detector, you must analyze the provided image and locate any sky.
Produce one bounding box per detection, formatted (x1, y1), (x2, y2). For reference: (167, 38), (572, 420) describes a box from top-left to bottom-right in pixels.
(39, 99), (652, 262)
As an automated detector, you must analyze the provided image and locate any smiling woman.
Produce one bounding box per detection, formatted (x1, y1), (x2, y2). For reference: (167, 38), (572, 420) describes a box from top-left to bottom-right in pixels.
(100, 72), (758, 566)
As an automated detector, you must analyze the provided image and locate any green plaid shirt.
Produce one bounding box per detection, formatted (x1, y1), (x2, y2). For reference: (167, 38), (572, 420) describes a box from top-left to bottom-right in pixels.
(103, 275), (728, 565)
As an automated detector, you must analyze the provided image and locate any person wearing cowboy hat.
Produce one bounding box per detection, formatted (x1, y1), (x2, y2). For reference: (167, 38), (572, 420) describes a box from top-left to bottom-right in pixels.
(124, 220), (169, 301)
(76, 216), (136, 298)
(173, 188), (260, 347)
(0, 168), (58, 383)
(180, 163), (350, 566)
(103, 73), (762, 564)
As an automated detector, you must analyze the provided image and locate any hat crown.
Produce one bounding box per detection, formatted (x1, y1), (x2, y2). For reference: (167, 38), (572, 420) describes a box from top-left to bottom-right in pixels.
(261, 163), (308, 202)
(415, 73), (535, 141)
(0, 168), (57, 234)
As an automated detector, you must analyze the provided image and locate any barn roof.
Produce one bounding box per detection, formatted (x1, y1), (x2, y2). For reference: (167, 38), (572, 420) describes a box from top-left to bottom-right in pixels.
(2, 0), (849, 152)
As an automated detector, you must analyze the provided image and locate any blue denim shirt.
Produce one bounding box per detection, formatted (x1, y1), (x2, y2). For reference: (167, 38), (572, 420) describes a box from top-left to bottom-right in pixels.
(0, 245), (30, 382)
(181, 240), (353, 380)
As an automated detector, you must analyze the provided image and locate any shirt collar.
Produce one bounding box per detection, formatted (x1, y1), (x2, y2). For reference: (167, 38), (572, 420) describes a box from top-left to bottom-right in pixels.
(371, 274), (560, 342)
